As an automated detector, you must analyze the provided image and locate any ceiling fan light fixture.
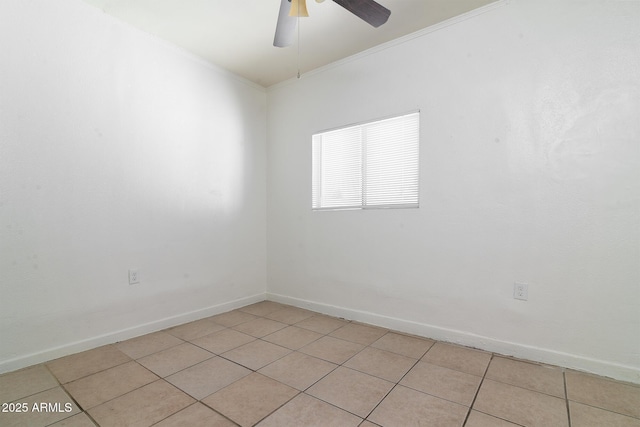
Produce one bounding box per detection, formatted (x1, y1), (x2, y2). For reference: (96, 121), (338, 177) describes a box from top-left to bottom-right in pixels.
(289, 0), (309, 17)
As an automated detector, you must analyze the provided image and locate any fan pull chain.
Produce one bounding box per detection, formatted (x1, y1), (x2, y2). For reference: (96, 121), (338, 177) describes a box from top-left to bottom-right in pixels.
(296, 10), (301, 78)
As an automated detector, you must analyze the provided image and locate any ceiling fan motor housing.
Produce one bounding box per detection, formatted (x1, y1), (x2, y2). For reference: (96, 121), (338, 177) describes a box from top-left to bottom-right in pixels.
(289, 0), (310, 17)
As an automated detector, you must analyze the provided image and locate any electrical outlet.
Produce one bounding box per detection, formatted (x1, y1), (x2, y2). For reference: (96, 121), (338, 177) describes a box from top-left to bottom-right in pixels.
(514, 283), (528, 300)
(128, 269), (140, 285)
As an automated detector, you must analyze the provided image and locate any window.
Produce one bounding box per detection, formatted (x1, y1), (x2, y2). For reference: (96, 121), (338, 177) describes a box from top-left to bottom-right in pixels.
(312, 112), (419, 210)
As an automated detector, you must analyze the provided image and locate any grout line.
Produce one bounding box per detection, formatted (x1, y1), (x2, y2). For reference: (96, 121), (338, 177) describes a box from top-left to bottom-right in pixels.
(82, 408), (101, 426)
(469, 409), (527, 427)
(43, 362), (93, 418)
(359, 333), (440, 421)
(462, 352), (493, 426)
(54, 359), (166, 413)
(460, 368), (528, 427)
(57, 384), (86, 424)
(298, 391), (366, 423)
(301, 365), (341, 393)
(363, 382), (398, 423)
(189, 401), (241, 427)
(142, 349), (217, 379)
(564, 370), (572, 427)
(2, 364), (67, 402)
(148, 401), (188, 426)
(249, 391), (301, 427)
(362, 349), (425, 422)
(468, 355), (573, 400)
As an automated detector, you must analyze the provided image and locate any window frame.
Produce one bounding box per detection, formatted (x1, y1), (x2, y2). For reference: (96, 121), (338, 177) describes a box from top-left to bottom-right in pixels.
(311, 110), (420, 211)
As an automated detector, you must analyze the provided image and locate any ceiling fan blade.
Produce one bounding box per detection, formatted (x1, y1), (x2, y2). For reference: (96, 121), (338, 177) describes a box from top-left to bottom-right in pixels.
(274, 0), (297, 47)
(331, 0), (390, 27)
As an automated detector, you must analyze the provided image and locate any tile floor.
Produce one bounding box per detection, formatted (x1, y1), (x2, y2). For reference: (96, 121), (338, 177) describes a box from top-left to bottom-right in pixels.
(1, 301), (639, 427)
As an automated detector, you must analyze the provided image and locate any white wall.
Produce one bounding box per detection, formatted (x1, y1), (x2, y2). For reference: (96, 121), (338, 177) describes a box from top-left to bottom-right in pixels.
(0, 0), (267, 372)
(267, 0), (640, 382)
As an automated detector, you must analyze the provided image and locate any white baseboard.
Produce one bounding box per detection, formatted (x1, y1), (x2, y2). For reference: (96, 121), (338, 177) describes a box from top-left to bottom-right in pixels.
(267, 292), (640, 385)
(0, 293), (266, 375)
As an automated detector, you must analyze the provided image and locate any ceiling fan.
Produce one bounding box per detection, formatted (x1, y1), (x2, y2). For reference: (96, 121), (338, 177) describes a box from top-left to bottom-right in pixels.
(274, 0), (391, 47)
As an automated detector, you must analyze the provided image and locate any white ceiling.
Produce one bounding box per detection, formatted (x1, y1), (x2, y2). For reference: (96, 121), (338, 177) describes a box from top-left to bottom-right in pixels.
(81, 0), (497, 87)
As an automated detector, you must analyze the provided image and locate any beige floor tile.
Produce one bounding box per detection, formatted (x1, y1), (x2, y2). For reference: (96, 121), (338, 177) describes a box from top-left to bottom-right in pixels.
(370, 332), (435, 359)
(88, 380), (194, 427)
(486, 356), (565, 398)
(165, 318), (226, 341)
(0, 364), (59, 403)
(221, 339), (291, 370)
(569, 401), (640, 427)
(115, 331), (183, 360)
(166, 357), (250, 400)
(422, 342), (491, 377)
(257, 393), (362, 427)
(239, 301), (286, 316)
(262, 326), (323, 350)
(295, 314), (349, 334)
(48, 412), (97, 426)
(232, 317), (288, 338)
(566, 370), (640, 418)
(400, 361), (481, 406)
(465, 410), (521, 427)
(265, 307), (315, 324)
(307, 367), (394, 418)
(64, 361), (158, 409)
(259, 351), (337, 391)
(210, 310), (258, 327)
(191, 328), (256, 354)
(137, 342), (214, 377)
(202, 373), (298, 427)
(154, 403), (236, 427)
(359, 421), (381, 427)
(330, 323), (388, 346)
(0, 387), (81, 427)
(299, 336), (364, 364)
(47, 345), (131, 384)
(344, 347), (417, 383)
(473, 379), (568, 427)
(368, 385), (468, 427)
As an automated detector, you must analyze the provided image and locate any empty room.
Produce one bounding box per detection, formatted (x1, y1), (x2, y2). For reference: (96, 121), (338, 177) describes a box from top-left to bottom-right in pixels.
(1, 0), (638, 426)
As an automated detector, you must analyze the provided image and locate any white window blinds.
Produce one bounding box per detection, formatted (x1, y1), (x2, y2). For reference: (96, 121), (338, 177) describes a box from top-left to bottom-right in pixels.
(312, 112), (419, 210)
